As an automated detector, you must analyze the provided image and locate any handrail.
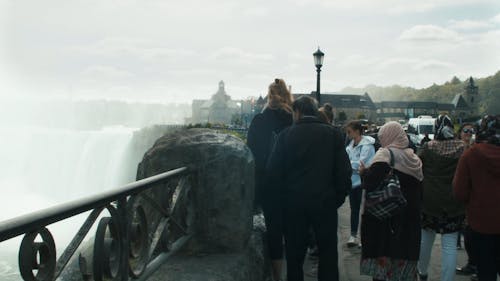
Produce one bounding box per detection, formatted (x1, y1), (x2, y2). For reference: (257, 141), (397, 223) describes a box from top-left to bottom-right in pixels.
(0, 166), (192, 281)
(0, 167), (189, 242)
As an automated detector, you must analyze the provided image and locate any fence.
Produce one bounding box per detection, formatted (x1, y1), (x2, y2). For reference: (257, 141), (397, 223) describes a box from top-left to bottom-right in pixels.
(0, 167), (192, 281)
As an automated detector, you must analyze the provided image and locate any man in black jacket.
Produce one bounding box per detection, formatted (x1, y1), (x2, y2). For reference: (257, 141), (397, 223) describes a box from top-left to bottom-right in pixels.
(267, 96), (352, 281)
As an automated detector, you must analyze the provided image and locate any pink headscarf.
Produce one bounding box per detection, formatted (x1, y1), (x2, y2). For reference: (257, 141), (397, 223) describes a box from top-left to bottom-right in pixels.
(371, 121), (423, 181)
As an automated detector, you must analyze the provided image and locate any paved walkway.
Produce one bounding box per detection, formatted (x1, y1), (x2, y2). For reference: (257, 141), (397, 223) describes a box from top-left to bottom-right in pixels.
(299, 202), (473, 281)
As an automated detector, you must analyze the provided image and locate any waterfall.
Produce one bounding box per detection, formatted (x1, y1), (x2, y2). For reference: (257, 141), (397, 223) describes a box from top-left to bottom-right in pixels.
(0, 126), (140, 280)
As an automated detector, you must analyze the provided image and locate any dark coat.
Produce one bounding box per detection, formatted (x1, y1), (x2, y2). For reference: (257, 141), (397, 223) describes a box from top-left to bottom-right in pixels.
(361, 162), (423, 260)
(454, 143), (500, 234)
(266, 116), (352, 208)
(247, 107), (293, 207)
(419, 148), (465, 218)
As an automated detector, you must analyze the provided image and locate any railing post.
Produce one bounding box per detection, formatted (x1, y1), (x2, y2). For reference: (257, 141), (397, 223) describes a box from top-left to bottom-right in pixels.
(118, 198), (129, 281)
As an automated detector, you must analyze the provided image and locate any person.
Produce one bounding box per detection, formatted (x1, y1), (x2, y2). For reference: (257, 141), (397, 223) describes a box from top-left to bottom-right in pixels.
(359, 121), (423, 281)
(247, 78), (293, 281)
(455, 122), (477, 277)
(317, 110), (330, 124)
(417, 114), (466, 281)
(420, 133), (431, 146)
(454, 115), (500, 281)
(457, 123), (475, 149)
(345, 120), (376, 247)
(307, 103), (335, 276)
(318, 103), (334, 124)
(267, 96), (351, 281)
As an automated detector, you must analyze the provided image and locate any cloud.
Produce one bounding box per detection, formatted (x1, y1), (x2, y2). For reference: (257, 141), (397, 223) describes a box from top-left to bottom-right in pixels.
(399, 25), (462, 43)
(337, 54), (380, 68)
(493, 13), (500, 23)
(373, 57), (454, 72)
(448, 19), (494, 30)
(376, 58), (418, 70)
(290, 0), (498, 14)
(81, 65), (135, 80)
(70, 37), (196, 61)
(208, 47), (275, 65)
(414, 60), (454, 70)
(243, 7), (270, 17)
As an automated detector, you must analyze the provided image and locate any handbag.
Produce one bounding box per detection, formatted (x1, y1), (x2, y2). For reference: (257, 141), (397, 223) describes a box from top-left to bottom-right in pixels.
(364, 149), (407, 220)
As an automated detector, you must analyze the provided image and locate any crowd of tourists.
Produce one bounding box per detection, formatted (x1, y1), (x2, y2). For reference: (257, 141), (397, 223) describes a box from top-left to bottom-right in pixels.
(246, 78), (500, 281)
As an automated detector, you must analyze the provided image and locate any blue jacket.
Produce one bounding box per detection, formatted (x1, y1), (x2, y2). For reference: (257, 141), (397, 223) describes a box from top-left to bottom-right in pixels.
(346, 135), (376, 188)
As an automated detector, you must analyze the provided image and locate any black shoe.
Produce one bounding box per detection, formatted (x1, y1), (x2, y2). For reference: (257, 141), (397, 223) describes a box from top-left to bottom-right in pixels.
(418, 273), (428, 281)
(457, 264), (477, 275)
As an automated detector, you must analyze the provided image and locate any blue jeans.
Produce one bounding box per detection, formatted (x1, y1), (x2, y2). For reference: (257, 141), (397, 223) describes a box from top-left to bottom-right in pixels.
(418, 229), (458, 281)
(348, 186), (363, 236)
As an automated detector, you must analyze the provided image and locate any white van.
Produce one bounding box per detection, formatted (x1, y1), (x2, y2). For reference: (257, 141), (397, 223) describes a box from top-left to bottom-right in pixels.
(407, 116), (436, 143)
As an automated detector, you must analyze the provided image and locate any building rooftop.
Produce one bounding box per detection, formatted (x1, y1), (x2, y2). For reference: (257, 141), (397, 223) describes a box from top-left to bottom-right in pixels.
(452, 94), (470, 109)
(293, 92), (377, 110)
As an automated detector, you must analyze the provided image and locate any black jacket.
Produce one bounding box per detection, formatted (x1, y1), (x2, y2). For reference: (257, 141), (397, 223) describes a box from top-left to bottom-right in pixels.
(267, 116), (352, 208)
(247, 108), (293, 207)
(247, 108), (293, 171)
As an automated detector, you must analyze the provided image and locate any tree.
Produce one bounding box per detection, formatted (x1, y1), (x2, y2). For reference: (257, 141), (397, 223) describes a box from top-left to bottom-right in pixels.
(451, 76), (461, 85)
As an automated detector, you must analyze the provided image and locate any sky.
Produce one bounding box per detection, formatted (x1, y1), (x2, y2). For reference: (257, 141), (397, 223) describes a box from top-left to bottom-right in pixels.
(0, 0), (499, 103)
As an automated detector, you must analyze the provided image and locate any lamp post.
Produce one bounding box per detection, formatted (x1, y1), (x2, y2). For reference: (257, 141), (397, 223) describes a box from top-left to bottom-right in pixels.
(313, 47), (324, 105)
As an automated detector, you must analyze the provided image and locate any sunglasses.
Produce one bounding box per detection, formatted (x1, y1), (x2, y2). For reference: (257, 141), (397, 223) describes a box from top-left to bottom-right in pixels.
(462, 128), (475, 134)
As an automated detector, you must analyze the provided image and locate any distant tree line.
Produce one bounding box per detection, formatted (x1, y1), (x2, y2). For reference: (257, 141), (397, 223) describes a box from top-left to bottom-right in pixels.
(341, 70), (500, 115)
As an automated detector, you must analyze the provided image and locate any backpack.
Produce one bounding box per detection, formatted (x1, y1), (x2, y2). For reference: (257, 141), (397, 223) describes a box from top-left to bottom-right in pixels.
(364, 149), (407, 221)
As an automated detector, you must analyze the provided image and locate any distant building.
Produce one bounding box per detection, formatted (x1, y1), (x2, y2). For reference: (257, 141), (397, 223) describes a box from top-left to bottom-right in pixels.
(463, 77), (479, 115)
(376, 101), (441, 122)
(292, 92), (377, 122)
(190, 81), (240, 124)
(451, 94), (471, 119)
(370, 77), (479, 123)
(190, 78), (480, 126)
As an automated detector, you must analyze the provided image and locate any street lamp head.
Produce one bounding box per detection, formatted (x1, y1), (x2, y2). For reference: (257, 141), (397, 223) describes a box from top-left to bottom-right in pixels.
(313, 47), (324, 68)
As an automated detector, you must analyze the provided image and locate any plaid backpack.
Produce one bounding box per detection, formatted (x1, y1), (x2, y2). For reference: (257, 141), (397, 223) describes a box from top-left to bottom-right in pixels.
(365, 149), (407, 220)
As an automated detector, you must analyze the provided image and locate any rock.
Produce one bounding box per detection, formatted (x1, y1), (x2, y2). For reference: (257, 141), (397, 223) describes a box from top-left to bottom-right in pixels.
(136, 128), (255, 253)
(146, 227), (269, 281)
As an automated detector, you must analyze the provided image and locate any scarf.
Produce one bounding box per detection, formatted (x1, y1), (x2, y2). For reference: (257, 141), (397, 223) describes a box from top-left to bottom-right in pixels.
(435, 114), (455, 140)
(371, 121), (424, 181)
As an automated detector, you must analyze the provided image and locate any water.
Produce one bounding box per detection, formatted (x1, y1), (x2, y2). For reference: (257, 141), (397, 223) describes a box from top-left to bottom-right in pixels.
(0, 126), (140, 280)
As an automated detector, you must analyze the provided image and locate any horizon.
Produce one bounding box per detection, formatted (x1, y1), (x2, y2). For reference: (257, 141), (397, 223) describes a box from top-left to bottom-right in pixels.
(0, 70), (495, 105)
(1, 1), (499, 104)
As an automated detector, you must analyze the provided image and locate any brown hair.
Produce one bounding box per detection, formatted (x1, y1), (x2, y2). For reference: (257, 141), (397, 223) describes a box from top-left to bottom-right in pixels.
(319, 103), (334, 124)
(266, 78), (293, 113)
(346, 120), (364, 135)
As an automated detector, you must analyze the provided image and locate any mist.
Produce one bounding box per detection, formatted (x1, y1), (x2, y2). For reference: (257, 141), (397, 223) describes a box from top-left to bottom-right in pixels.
(0, 97), (191, 279)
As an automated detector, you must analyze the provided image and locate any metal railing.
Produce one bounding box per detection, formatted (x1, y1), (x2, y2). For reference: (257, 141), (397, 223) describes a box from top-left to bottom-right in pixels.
(0, 167), (192, 281)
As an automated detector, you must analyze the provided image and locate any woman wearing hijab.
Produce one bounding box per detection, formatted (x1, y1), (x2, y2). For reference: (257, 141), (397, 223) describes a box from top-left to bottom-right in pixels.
(454, 115), (500, 281)
(247, 78), (293, 281)
(417, 115), (466, 281)
(359, 121), (423, 281)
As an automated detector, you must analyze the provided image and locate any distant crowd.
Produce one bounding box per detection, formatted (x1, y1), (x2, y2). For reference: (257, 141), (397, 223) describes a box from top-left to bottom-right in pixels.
(246, 78), (500, 281)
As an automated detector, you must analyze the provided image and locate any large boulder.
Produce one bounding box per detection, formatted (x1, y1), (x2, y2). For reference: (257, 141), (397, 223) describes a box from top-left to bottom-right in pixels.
(136, 128), (255, 253)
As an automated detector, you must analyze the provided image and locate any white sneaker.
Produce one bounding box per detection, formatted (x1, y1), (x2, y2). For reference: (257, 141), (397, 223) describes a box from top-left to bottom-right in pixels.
(347, 235), (357, 247)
